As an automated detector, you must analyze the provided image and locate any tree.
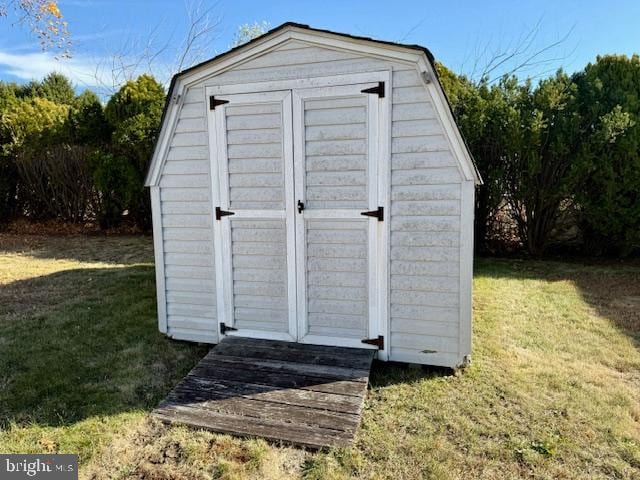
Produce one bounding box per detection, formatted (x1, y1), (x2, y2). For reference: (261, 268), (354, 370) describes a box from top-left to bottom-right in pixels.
(0, 82), (20, 223)
(37, 72), (75, 104)
(104, 74), (165, 228)
(90, 151), (137, 228)
(0, 1), (70, 55)
(230, 21), (270, 48)
(437, 65), (521, 253)
(572, 55), (640, 255)
(0, 96), (69, 219)
(500, 71), (582, 255)
(0, 82), (18, 108)
(0, 96), (69, 155)
(66, 90), (111, 145)
(90, 1), (221, 95)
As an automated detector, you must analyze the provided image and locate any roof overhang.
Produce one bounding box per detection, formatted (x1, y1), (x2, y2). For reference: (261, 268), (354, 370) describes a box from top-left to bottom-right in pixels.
(145, 22), (482, 187)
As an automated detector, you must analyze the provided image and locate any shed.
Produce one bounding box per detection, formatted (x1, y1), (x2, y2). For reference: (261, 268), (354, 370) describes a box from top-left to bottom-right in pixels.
(145, 23), (481, 369)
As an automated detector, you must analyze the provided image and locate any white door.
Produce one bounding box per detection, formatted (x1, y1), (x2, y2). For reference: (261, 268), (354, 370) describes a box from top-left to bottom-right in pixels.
(292, 83), (384, 349)
(208, 78), (387, 350)
(208, 90), (297, 341)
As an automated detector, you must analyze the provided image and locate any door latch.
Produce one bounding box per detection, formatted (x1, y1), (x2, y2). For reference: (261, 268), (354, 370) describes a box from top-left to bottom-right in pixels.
(360, 206), (384, 221)
(215, 207), (235, 220)
(297, 200), (305, 214)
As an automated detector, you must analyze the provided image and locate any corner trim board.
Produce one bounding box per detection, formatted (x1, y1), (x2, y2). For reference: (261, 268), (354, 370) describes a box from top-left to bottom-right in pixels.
(458, 181), (474, 363)
(150, 186), (167, 333)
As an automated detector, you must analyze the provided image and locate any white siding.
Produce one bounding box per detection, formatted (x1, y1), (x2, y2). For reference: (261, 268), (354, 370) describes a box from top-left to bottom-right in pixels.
(158, 102), (217, 343)
(389, 68), (464, 367)
(230, 219), (289, 332)
(305, 219), (369, 338)
(154, 39), (470, 366)
(225, 102), (285, 210)
(304, 95), (369, 209)
(203, 45), (394, 86)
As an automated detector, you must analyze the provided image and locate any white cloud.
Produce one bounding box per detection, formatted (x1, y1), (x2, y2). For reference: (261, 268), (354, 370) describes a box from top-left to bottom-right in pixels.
(0, 47), (173, 98)
(0, 50), (101, 86)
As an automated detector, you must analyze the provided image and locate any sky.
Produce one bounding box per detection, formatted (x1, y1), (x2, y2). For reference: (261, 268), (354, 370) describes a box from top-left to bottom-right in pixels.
(1, 0), (639, 95)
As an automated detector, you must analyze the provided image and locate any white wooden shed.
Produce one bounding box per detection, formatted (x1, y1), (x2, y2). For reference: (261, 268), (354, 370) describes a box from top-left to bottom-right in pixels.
(145, 23), (481, 369)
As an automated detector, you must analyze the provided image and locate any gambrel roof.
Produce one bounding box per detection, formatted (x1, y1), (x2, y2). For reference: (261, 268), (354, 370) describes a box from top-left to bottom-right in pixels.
(145, 22), (481, 186)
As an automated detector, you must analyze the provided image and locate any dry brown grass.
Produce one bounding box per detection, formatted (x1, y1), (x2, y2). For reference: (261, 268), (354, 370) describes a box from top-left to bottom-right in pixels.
(1, 235), (639, 479)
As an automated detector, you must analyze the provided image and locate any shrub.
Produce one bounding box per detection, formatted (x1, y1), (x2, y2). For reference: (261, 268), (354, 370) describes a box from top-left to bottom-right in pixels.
(0, 97), (69, 155)
(16, 144), (97, 222)
(36, 72), (76, 105)
(105, 74), (165, 230)
(0, 96), (69, 223)
(90, 150), (137, 229)
(66, 90), (111, 145)
(573, 55), (640, 255)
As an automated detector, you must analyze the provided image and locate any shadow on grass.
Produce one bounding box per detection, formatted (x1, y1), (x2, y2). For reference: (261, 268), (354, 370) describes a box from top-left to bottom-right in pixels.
(368, 360), (454, 389)
(0, 234), (154, 266)
(2, 251), (637, 433)
(474, 257), (640, 348)
(0, 264), (208, 429)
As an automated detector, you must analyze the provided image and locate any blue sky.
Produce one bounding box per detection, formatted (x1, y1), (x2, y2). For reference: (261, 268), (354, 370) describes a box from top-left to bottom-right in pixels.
(1, 0), (639, 94)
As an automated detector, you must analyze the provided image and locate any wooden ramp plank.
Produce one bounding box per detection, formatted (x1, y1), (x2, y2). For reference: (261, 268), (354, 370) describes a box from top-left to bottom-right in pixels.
(153, 336), (375, 449)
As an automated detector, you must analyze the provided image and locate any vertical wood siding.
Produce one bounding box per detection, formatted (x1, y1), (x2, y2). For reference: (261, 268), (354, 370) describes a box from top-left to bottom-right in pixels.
(156, 41), (469, 366)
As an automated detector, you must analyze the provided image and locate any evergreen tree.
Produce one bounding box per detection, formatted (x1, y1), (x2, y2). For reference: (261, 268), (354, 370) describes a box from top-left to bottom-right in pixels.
(573, 55), (640, 255)
(37, 72), (75, 105)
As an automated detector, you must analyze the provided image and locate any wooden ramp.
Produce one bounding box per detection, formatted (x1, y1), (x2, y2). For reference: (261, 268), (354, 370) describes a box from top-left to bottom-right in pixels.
(152, 336), (376, 449)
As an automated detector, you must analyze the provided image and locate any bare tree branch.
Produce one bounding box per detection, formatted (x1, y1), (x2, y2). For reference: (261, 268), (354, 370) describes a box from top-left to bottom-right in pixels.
(460, 17), (577, 84)
(89, 0), (222, 96)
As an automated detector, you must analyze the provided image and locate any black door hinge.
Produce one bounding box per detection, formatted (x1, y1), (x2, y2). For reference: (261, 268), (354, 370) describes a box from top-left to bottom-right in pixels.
(297, 200), (305, 214)
(361, 81), (385, 98)
(215, 207), (235, 220)
(362, 335), (384, 350)
(209, 96), (229, 110)
(360, 206), (384, 221)
(219, 322), (238, 335)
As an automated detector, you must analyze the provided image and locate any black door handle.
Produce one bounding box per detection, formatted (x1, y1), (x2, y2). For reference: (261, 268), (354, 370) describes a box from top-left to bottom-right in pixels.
(297, 200), (305, 214)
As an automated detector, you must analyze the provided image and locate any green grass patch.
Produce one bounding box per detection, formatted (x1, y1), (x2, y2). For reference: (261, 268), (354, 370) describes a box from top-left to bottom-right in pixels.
(1, 235), (639, 479)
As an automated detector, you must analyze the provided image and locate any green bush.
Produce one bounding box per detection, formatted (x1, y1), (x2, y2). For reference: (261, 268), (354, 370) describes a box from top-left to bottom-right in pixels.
(0, 97), (69, 155)
(66, 90), (111, 145)
(105, 74), (165, 230)
(36, 72), (76, 105)
(90, 150), (137, 229)
(0, 155), (18, 225)
(573, 55), (640, 255)
(0, 96), (69, 222)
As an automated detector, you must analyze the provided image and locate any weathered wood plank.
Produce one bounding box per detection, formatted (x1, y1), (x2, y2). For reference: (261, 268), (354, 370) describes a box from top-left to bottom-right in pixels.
(160, 389), (360, 432)
(199, 354), (370, 382)
(152, 337), (374, 449)
(214, 337), (373, 369)
(189, 362), (364, 397)
(166, 376), (363, 414)
(154, 404), (352, 449)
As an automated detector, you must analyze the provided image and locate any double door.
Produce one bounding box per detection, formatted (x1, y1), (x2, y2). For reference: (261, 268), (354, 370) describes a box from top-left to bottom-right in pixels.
(208, 77), (387, 349)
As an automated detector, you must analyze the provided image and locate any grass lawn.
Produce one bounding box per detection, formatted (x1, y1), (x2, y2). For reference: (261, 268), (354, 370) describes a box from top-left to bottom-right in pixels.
(0, 234), (638, 479)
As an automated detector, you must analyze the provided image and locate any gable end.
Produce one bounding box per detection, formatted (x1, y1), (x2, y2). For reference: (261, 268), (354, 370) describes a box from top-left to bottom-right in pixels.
(145, 23), (481, 187)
